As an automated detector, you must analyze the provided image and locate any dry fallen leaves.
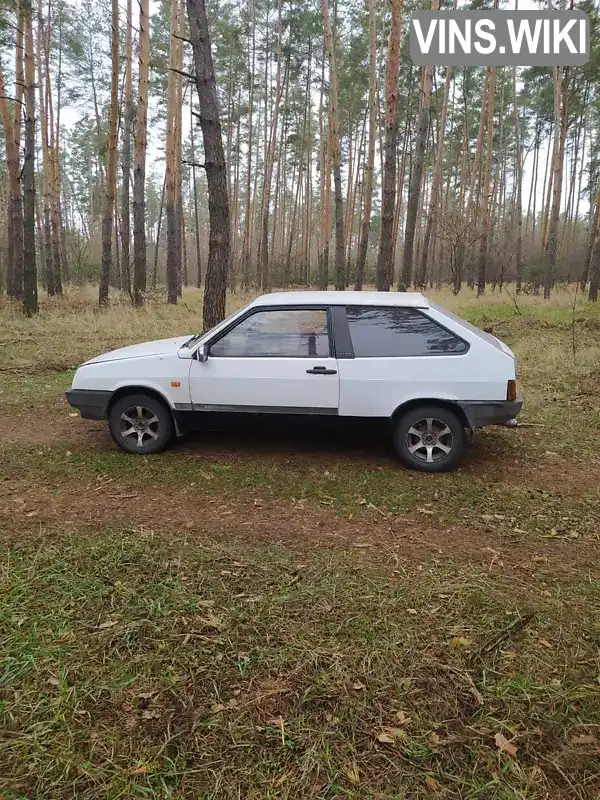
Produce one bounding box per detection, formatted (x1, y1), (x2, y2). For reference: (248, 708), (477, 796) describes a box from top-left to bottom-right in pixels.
(96, 619), (119, 630)
(494, 732), (518, 757)
(376, 727), (407, 744)
(129, 763), (152, 775)
(571, 734), (597, 746)
(450, 636), (473, 648)
(425, 775), (442, 792)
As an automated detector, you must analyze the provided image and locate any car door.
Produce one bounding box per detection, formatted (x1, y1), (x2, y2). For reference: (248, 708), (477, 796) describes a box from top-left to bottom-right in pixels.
(189, 306), (340, 414)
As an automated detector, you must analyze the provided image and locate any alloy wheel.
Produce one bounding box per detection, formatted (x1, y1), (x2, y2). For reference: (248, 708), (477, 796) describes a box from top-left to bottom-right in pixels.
(406, 417), (454, 464)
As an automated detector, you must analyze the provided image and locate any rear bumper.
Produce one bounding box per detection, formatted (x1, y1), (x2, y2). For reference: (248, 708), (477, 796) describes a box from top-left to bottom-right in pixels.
(66, 390), (112, 421)
(459, 400), (523, 430)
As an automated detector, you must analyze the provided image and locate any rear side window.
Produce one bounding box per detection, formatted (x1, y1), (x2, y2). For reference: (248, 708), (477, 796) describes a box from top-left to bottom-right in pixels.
(346, 307), (468, 357)
(429, 301), (503, 350)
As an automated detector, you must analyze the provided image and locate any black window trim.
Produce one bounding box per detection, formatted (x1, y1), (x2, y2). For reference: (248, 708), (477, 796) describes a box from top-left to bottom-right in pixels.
(203, 304), (336, 359)
(344, 305), (471, 358)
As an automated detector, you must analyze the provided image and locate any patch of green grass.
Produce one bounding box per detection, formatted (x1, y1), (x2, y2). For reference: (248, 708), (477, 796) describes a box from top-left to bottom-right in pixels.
(0, 370), (75, 413)
(1, 527), (599, 799)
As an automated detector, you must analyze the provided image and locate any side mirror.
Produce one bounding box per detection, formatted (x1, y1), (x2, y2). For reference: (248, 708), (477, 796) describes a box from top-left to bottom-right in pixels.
(196, 344), (209, 363)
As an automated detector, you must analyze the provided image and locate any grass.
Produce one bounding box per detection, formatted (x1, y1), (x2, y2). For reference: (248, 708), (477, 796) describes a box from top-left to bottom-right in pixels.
(1, 439), (599, 544)
(1, 528), (599, 799)
(1, 284), (600, 798)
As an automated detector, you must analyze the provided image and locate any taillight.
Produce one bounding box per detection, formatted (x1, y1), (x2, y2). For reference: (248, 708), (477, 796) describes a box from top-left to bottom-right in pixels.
(507, 380), (517, 401)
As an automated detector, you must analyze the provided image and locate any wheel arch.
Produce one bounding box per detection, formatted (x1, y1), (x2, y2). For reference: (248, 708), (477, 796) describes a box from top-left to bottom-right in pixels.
(107, 385), (175, 417)
(391, 398), (473, 431)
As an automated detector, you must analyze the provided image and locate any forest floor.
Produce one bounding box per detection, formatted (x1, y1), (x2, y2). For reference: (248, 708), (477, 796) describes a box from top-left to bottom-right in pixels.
(1, 286), (599, 800)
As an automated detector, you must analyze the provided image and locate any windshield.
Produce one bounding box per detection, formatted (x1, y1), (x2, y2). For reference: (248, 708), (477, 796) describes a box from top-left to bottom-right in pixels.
(180, 308), (245, 350)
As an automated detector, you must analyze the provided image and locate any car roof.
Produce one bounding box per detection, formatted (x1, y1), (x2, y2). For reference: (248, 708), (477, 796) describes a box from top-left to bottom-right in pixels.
(251, 291), (430, 309)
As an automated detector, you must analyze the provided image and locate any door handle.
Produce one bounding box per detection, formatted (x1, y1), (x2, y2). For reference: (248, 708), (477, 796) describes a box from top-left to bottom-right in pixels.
(306, 366), (337, 375)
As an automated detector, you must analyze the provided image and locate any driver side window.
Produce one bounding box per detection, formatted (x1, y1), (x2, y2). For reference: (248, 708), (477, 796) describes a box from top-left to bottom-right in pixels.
(210, 309), (331, 358)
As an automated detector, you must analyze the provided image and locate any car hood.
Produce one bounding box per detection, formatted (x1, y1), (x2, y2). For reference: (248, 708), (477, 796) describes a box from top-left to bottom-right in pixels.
(84, 336), (193, 365)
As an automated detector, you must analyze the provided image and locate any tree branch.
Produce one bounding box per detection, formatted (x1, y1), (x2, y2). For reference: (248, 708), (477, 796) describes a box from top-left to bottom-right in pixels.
(182, 160), (206, 170)
(169, 68), (196, 82)
(172, 33), (193, 44)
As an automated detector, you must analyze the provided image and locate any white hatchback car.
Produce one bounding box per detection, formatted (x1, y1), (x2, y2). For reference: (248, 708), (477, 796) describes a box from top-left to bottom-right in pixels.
(66, 292), (521, 472)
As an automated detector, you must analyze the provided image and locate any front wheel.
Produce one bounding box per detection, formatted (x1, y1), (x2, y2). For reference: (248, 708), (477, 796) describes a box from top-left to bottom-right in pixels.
(109, 393), (174, 455)
(393, 405), (466, 473)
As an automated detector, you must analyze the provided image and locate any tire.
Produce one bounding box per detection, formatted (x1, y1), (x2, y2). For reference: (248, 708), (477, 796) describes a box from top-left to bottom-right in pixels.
(108, 393), (174, 455)
(393, 405), (466, 473)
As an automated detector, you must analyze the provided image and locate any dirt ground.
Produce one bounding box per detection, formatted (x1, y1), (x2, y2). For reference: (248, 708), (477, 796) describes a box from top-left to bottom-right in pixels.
(2, 406), (599, 578)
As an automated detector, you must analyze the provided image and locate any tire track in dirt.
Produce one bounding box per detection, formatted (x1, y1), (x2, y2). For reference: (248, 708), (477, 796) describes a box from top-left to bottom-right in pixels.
(1, 465), (598, 580)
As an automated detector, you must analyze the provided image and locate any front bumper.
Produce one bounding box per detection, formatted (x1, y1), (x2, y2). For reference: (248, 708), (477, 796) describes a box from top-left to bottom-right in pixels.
(66, 390), (113, 421)
(459, 400), (523, 430)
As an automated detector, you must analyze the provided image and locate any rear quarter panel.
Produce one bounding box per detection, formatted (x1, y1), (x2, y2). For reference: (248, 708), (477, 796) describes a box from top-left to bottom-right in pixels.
(338, 310), (516, 418)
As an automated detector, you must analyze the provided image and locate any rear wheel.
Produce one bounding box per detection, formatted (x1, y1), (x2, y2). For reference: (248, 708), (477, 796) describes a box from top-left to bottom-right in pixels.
(393, 405), (466, 473)
(109, 393), (174, 455)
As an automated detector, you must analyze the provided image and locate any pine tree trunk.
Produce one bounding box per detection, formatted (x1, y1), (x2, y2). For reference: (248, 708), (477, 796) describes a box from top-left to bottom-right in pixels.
(133, 0), (150, 307)
(23, 3), (37, 317)
(544, 67), (569, 299)
(153, 174), (167, 289)
(477, 66), (496, 297)
(35, 0), (55, 296)
(258, 0), (284, 291)
(99, 0), (120, 307)
(187, 0), (231, 329)
(582, 190), (600, 290)
(55, 7), (68, 286)
(513, 66), (523, 293)
(354, 0), (377, 292)
(0, 62), (23, 300)
(376, 0), (403, 291)
(12, 6), (25, 299)
(241, 0), (254, 290)
(400, 62), (434, 291)
(318, 46), (328, 289)
(190, 100), (202, 288)
(419, 63), (452, 288)
(457, 68), (487, 284)
(41, 10), (63, 296)
(589, 218), (600, 301)
(166, 0), (182, 304)
(321, 0), (344, 291)
(121, 0), (133, 296)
